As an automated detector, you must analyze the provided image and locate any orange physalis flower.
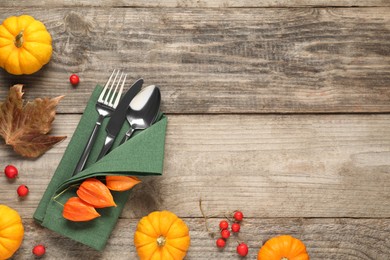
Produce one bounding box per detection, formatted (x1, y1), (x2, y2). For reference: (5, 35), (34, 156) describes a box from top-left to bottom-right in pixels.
(106, 176), (141, 191)
(76, 178), (116, 208)
(63, 197), (100, 222)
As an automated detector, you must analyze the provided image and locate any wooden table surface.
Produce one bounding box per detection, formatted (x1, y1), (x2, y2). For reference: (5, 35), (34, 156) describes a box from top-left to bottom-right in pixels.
(1, 1), (390, 259)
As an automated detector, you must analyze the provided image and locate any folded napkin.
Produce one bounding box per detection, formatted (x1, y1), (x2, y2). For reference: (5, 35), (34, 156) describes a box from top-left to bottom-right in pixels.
(33, 85), (167, 251)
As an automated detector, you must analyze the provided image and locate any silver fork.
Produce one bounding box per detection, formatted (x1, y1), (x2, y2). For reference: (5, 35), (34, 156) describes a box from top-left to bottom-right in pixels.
(72, 70), (126, 175)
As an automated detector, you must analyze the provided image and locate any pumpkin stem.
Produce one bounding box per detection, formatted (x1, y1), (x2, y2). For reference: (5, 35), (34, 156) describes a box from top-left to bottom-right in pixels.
(14, 30), (24, 48)
(157, 236), (166, 247)
(281, 258), (289, 260)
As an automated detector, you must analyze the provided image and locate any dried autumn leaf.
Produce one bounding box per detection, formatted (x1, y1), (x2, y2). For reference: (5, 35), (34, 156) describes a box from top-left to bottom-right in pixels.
(0, 84), (66, 158)
(77, 178), (116, 208)
(106, 176), (141, 191)
(63, 197), (100, 222)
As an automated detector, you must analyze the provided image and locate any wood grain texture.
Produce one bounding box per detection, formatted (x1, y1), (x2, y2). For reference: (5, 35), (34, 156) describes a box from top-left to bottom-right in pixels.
(1, 2), (389, 259)
(1, 0), (389, 8)
(1, 114), (389, 218)
(0, 8), (389, 113)
(11, 218), (390, 259)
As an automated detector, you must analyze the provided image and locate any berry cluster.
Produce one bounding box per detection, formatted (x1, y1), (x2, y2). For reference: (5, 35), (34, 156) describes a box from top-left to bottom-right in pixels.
(216, 211), (248, 257)
(3, 164), (46, 257)
(4, 165), (29, 197)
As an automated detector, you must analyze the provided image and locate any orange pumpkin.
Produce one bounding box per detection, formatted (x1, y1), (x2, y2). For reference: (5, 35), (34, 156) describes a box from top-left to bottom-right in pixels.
(257, 235), (309, 260)
(0, 205), (24, 259)
(0, 15), (52, 75)
(134, 210), (190, 260)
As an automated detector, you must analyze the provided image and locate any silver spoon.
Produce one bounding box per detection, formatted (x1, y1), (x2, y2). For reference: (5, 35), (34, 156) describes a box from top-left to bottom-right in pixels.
(121, 85), (161, 143)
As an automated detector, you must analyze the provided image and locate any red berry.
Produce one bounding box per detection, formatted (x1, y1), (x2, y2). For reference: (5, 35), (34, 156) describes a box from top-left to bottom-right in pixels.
(219, 220), (229, 230)
(17, 185), (29, 197)
(237, 242), (248, 257)
(4, 165), (18, 179)
(231, 223), (240, 233)
(32, 244), (46, 257)
(221, 229), (230, 239)
(69, 74), (80, 85)
(216, 238), (226, 248)
(234, 211), (244, 222)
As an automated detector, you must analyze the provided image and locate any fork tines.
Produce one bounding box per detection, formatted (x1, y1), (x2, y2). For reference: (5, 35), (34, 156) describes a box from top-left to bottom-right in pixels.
(99, 69), (126, 109)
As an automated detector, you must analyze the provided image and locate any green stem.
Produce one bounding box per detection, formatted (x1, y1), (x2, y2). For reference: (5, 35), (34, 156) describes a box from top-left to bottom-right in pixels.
(52, 199), (64, 207)
(51, 184), (80, 204)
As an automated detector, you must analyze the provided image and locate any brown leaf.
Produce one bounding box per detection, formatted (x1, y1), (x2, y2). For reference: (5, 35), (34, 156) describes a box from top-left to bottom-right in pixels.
(0, 84), (66, 158)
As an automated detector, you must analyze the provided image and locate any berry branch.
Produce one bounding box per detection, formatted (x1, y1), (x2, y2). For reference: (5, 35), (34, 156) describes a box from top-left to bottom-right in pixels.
(199, 198), (216, 238)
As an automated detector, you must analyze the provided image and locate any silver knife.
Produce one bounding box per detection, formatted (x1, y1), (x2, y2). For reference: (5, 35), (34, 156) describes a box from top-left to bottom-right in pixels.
(96, 78), (143, 160)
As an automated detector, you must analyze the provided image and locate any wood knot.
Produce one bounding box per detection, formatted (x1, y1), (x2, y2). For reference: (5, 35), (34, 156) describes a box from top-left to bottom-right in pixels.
(64, 12), (92, 36)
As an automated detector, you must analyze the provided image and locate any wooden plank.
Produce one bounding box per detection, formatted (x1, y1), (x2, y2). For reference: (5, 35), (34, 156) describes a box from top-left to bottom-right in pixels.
(0, 8), (389, 113)
(1, 0), (389, 8)
(11, 218), (390, 259)
(1, 114), (389, 218)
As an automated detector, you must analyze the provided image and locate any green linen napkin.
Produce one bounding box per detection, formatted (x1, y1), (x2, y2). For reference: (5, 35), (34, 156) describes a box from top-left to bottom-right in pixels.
(33, 85), (167, 251)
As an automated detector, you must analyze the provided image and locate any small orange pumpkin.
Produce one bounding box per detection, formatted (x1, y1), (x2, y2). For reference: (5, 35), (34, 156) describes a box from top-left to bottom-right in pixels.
(257, 235), (309, 260)
(0, 15), (52, 75)
(0, 205), (24, 259)
(134, 210), (190, 260)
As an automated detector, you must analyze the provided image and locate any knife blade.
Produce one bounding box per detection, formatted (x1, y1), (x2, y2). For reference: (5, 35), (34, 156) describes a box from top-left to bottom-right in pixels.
(96, 78), (143, 160)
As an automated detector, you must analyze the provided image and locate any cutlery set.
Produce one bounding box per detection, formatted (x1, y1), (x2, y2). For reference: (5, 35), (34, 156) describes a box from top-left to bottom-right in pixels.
(72, 70), (161, 176)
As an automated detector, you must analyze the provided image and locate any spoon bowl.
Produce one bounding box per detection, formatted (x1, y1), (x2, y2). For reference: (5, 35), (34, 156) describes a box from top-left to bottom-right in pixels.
(122, 85), (161, 143)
